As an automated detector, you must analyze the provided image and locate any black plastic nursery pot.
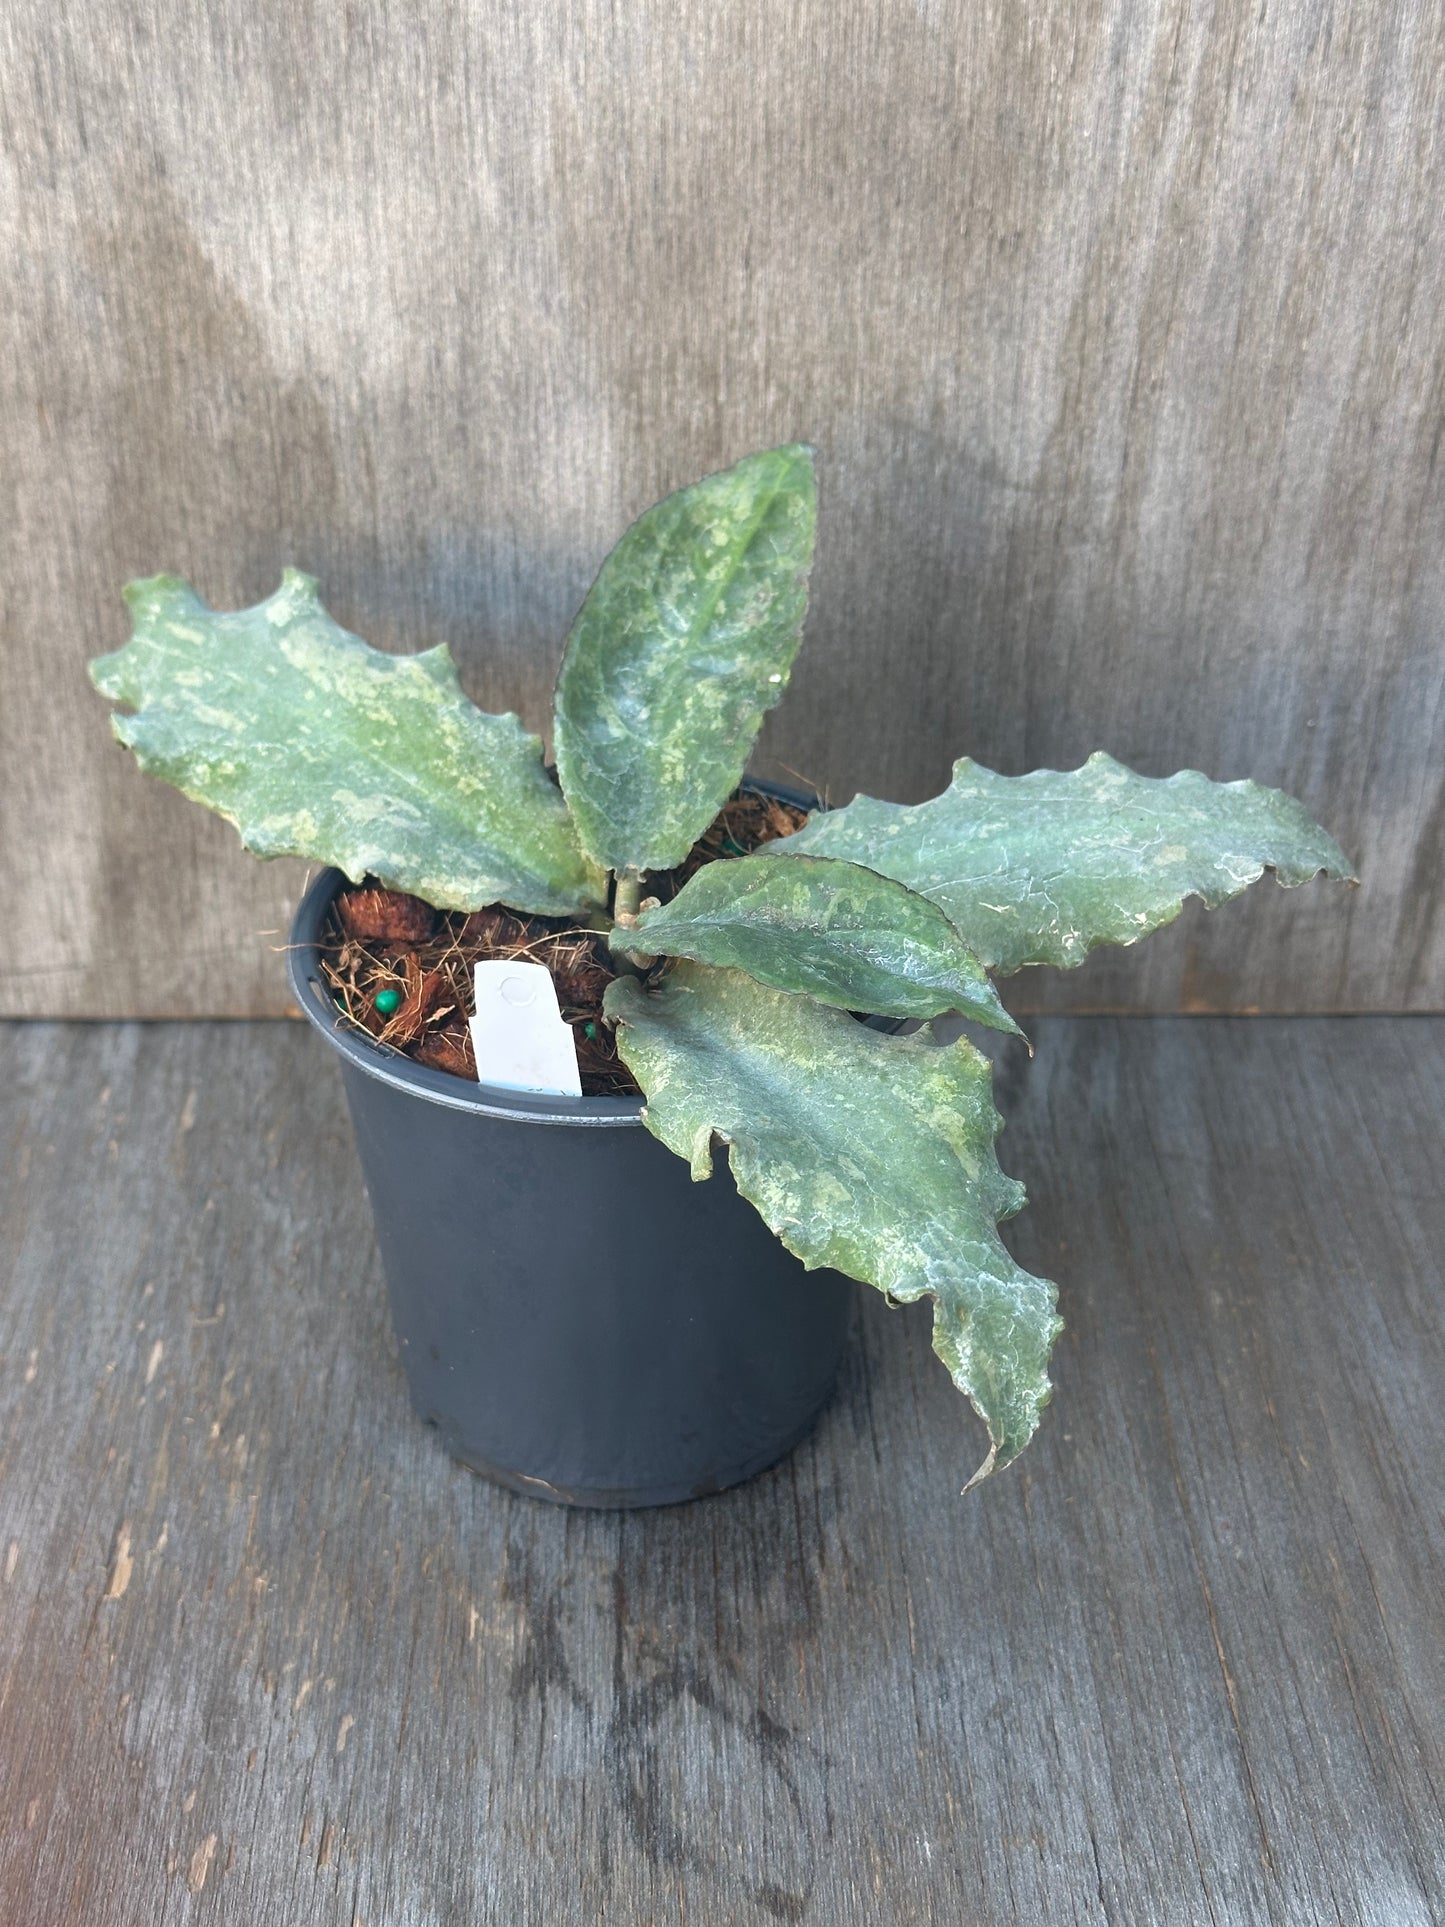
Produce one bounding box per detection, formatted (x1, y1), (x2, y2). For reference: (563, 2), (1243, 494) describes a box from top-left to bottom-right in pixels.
(287, 841), (855, 1510)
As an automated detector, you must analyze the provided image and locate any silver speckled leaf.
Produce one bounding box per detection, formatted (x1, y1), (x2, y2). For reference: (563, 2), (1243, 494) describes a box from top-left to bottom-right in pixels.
(765, 752), (1353, 974)
(553, 445), (816, 877)
(90, 571), (604, 914)
(606, 964), (1061, 1485)
(625, 852), (1023, 1033)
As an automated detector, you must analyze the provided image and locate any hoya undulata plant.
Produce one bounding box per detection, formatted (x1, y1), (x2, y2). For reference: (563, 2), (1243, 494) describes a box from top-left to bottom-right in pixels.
(89, 445), (1353, 1486)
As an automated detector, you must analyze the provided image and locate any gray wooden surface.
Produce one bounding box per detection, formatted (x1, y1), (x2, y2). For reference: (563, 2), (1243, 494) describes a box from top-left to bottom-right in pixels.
(0, 1014), (1440, 1924)
(2, 1), (1442, 1020)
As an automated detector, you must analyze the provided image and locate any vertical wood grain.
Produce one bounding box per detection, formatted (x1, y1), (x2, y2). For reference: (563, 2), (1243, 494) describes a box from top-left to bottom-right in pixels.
(2, 0), (1441, 1015)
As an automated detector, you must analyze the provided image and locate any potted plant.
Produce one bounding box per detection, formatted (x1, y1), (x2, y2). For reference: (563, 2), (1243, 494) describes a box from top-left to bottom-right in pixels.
(89, 445), (1352, 1505)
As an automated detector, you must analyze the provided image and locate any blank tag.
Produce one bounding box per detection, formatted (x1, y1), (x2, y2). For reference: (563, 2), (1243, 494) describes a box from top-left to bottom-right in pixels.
(470, 961), (582, 1097)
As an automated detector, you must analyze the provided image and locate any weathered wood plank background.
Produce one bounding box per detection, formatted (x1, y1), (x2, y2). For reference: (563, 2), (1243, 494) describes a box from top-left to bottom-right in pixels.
(2, 0), (1442, 1017)
(1, 1015), (1441, 1923)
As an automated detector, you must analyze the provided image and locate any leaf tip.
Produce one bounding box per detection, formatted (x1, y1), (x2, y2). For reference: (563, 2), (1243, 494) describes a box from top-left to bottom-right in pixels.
(961, 1441), (999, 1494)
(687, 1126), (717, 1182)
(993, 1006), (1031, 1050)
(121, 572), (199, 620)
(88, 651), (120, 699)
(757, 438), (816, 476)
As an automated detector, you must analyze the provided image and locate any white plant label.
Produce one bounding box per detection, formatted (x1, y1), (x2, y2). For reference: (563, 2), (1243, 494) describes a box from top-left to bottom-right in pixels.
(470, 960), (582, 1097)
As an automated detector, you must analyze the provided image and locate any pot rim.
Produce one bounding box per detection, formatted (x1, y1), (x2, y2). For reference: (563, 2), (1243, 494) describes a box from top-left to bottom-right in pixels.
(286, 776), (818, 1129)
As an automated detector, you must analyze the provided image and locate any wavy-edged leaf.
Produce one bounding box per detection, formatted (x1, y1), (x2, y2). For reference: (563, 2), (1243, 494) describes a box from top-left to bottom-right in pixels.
(765, 751), (1353, 974)
(623, 852), (1022, 1033)
(553, 445), (816, 877)
(90, 570), (605, 915)
(606, 964), (1060, 1484)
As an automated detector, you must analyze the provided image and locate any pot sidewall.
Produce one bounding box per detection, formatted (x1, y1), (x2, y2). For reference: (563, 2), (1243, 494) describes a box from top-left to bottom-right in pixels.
(286, 782), (853, 1507)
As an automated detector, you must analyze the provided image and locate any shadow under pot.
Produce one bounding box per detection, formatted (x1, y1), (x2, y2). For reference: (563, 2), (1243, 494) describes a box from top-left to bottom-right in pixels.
(286, 842), (855, 1510)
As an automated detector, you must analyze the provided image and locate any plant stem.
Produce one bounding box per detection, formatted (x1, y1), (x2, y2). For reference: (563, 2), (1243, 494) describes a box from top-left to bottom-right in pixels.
(609, 873), (654, 976)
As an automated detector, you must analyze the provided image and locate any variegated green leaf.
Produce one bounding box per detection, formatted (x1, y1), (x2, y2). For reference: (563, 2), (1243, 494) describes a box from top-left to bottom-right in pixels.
(90, 570), (605, 915)
(765, 752), (1353, 974)
(606, 964), (1060, 1484)
(553, 445), (816, 877)
(623, 852), (1023, 1033)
